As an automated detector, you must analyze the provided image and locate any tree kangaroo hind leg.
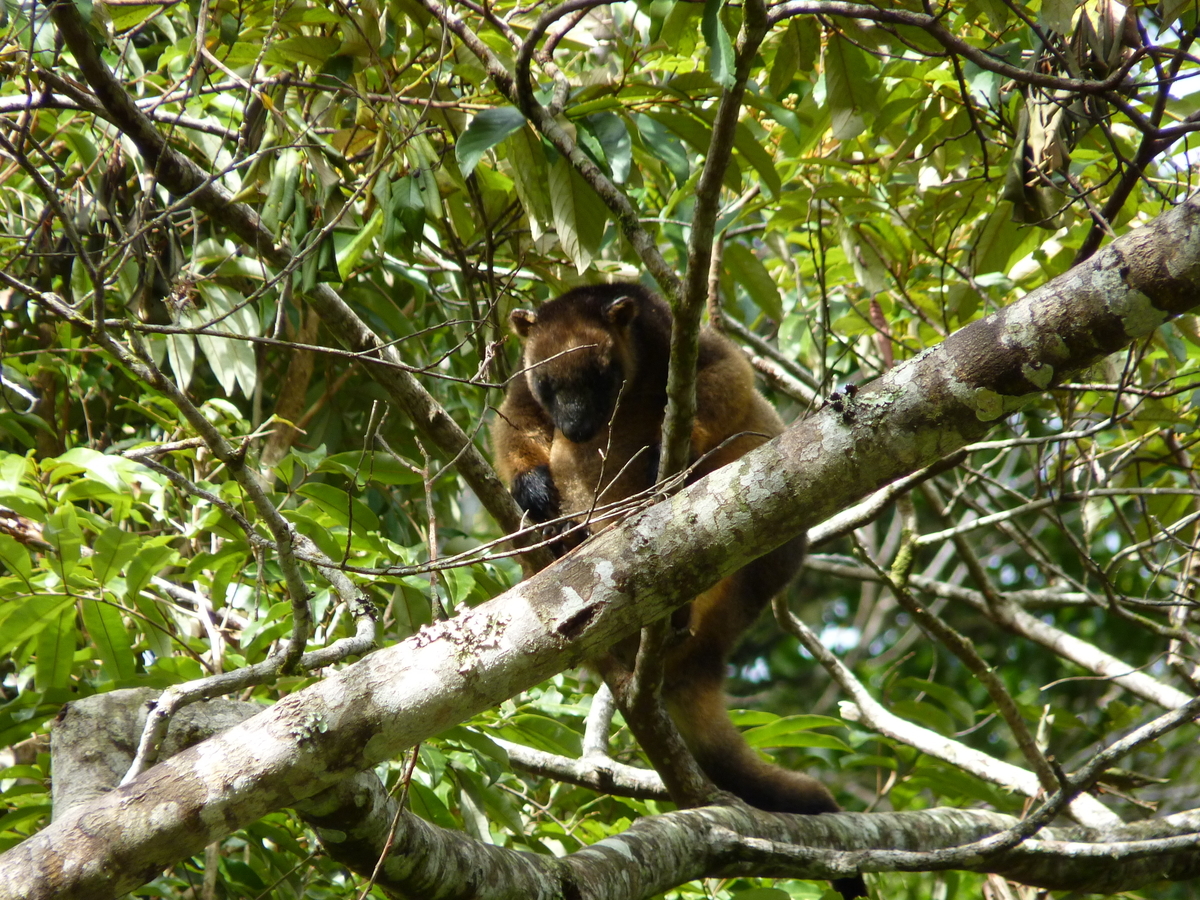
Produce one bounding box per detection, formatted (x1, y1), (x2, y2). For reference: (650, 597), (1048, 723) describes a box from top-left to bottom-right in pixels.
(662, 536), (868, 898)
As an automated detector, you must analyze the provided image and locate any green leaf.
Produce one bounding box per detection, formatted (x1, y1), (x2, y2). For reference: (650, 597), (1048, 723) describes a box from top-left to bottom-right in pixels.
(124, 539), (179, 604)
(0, 534), (32, 583)
(92, 526), (141, 589)
(407, 780), (458, 830)
(1160, 0), (1194, 27)
(660, 0), (703, 51)
(441, 725), (510, 766)
(645, 109), (712, 156)
(723, 241), (783, 320)
(506, 127), (554, 237)
(194, 285), (259, 398)
(35, 608), (76, 691)
(316, 451), (423, 485)
(549, 156), (607, 274)
(635, 113), (691, 185)
(45, 505), (82, 579)
(380, 175), (426, 254)
(268, 36), (342, 68)
(970, 0), (1010, 28)
(81, 599), (136, 682)
(586, 113), (633, 183)
(0, 594), (76, 657)
(742, 715), (851, 751)
(166, 332), (196, 392)
(498, 714), (582, 757)
(769, 21), (801, 98)
(825, 34), (874, 141)
(0, 414), (38, 451)
(457, 107), (527, 177)
(210, 551), (248, 613)
(701, 0), (734, 88)
(733, 123), (781, 200)
(1040, 0), (1075, 33)
(296, 483), (381, 531)
(441, 566), (476, 609)
(337, 209), (384, 280)
(972, 200), (1040, 277)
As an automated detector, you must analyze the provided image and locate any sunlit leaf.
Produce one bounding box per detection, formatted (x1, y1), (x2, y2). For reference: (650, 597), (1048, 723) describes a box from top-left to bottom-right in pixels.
(825, 34), (874, 141)
(457, 107), (527, 177)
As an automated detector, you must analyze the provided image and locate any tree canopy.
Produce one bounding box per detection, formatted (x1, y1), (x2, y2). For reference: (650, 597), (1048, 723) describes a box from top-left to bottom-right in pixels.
(0, 0), (1199, 898)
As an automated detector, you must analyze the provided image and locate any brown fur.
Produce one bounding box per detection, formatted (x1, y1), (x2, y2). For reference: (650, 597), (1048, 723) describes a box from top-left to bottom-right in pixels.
(493, 283), (863, 899)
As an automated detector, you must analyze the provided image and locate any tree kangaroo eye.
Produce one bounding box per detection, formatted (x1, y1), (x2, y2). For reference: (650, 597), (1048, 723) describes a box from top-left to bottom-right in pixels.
(534, 378), (556, 406)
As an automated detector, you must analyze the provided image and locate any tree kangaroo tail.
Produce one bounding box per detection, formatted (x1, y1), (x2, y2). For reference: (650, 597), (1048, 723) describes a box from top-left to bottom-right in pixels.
(666, 681), (868, 899)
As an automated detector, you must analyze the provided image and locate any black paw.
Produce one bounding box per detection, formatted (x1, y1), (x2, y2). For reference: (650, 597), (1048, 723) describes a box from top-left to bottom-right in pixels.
(511, 465), (558, 523)
(546, 518), (590, 556)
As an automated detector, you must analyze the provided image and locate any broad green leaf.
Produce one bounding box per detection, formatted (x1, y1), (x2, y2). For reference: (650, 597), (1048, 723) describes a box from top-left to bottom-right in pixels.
(407, 780), (458, 830)
(659, 0), (703, 51)
(124, 539), (179, 604)
(441, 725), (510, 766)
(131, 590), (174, 661)
(92, 526), (141, 589)
(907, 760), (1009, 807)
(723, 241), (783, 320)
(456, 765), (525, 835)
(768, 21), (801, 98)
(0, 594), (75, 657)
(634, 113), (691, 185)
(35, 608), (76, 691)
(81, 599), (136, 683)
(296, 483), (381, 530)
(497, 714), (582, 757)
(441, 566), (475, 609)
(890, 699), (958, 737)
(701, 0), (734, 88)
(44, 505), (82, 578)
(972, 200), (1040, 277)
(210, 551), (248, 612)
(391, 580), (433, 639)
(733, 123), (781, 200)
(505, 127), (554, 238)
(223, 42), (266, 67)
(825, 35), (874, 141)
(268, 36), (342, 68)
(0, 534), (32, 582)
(337, 209), (384, 280)
(457, 107), (527, 177)
(166, 332), (196, 391)
(1040, 0), (1076, 32)
(586, 113), (633, 183)
(0, 413), (38, 451)
(971, 0), (1010, 27)
(549, 156), (608, 274)
(380, 175), (426, 254)
(742, 715), (851, 751)
(1160, 0), (1193, 27)
(645, 109), (712, 156)
(55, 448), (138, 492)
(109, 3), (157, 32)
(194, 284), (258, 398)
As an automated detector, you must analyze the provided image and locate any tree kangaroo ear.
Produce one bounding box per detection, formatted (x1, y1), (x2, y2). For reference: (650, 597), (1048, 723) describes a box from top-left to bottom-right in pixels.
(603, 294), (638, 328)
(509, 308), (537, 337)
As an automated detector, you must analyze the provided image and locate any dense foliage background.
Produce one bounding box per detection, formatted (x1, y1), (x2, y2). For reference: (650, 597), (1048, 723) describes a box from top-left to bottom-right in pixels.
(0, 0), (1198, 896)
